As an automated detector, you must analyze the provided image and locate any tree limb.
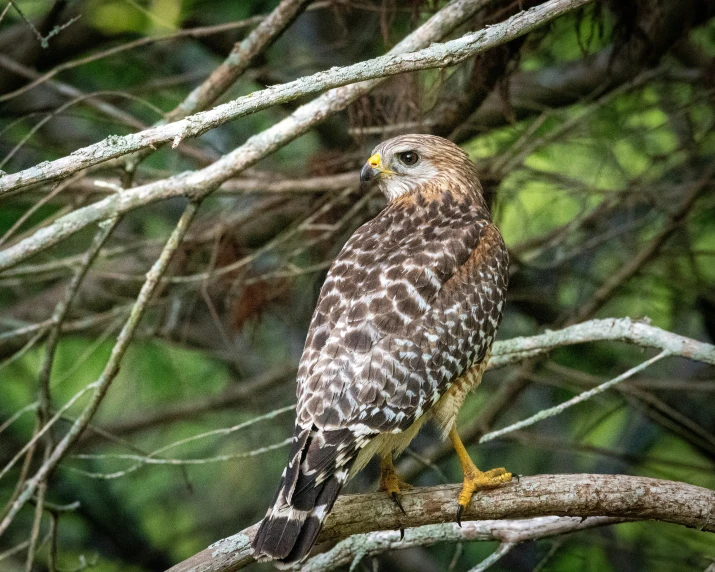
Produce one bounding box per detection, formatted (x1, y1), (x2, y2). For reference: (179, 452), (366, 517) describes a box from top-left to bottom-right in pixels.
(167, 474), (715, 572)
(489, 317), (715, 368)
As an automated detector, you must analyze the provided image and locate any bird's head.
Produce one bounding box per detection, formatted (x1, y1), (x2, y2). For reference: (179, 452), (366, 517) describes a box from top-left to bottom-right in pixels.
(359, 134), (480, 202)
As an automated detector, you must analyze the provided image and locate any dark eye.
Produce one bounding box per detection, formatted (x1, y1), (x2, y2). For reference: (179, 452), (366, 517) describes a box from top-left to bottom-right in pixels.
(398, 151), (419, 166)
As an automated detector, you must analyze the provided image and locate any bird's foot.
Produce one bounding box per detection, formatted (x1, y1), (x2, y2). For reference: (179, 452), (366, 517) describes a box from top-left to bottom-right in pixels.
(379, 463), (412, 515)
(456, 467), (512, 526)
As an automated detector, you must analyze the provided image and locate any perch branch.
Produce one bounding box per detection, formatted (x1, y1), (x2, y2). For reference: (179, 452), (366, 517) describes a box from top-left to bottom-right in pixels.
(167, 474), (715, 572)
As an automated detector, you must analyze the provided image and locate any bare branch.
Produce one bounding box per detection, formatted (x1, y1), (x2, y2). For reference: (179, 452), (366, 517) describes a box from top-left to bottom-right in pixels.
(480, 350), (669, 443)
(0, 202), (201, 536)
(165, 0), (313, 123)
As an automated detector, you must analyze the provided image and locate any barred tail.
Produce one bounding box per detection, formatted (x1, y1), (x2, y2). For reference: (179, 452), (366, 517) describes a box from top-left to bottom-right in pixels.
(251, 426), (360, 564)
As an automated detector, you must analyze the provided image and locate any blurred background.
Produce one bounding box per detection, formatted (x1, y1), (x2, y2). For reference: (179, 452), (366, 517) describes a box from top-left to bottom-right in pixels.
(1, 0), (714, 571)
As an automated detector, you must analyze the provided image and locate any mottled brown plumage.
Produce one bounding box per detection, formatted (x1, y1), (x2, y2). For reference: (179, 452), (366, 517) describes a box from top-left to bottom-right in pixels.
(252, 135), (509, 564)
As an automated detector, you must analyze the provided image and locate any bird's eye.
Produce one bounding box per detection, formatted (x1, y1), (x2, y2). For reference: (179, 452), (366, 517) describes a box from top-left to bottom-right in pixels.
(398, 151), (419, 166)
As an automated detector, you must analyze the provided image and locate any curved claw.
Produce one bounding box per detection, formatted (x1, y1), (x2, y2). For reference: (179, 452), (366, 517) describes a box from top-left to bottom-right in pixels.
(391, 491), (406, 515)
(456, 503), (464, 527)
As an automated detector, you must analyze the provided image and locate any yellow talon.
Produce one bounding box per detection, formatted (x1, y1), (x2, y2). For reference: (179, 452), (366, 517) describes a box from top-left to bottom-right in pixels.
(379, 454), (412, 514)
(449, 426), (512, 525)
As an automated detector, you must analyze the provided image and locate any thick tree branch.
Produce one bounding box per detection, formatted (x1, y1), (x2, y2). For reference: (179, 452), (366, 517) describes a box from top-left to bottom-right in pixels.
(168, 474), (715, 572)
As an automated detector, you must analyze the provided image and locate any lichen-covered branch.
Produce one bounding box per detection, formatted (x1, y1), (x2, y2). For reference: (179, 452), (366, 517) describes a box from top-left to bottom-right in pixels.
(489, 317), (715, 368)
(299, 515), (625, 572)
(0, 0), (594, 274)
(167, 474), (715, 572)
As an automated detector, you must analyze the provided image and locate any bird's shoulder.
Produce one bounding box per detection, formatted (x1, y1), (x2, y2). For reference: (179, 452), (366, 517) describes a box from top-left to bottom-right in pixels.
(313, 186), (490, 328)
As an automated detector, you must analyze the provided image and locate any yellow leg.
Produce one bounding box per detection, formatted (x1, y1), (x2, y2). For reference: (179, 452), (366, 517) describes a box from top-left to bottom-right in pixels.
(378, 454), (412, 514)
(449, 426), (512, 525)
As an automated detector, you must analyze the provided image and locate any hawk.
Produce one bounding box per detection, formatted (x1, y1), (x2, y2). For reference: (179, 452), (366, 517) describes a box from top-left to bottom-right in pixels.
(252, 134), (511, 564)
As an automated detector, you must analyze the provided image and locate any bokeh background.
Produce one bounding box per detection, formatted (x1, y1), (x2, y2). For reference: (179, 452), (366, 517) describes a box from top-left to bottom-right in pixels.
(1, 1), (714, 571)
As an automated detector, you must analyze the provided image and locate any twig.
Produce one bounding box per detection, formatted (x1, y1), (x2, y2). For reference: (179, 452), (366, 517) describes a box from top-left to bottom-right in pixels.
(0, 55), (148, 130)
(0, 3), (11, 28)
(66, 405), (294, 479)
(568, 162), (714, 322)
(80, 365), (296, 442)
(480, 350), (669, 443)
(8, 0), (79, 49)
(166, 0), (313, 123)
(34, 218), (120, 436)
(467, 542), (515, 572)
(67, 438), (292, 479)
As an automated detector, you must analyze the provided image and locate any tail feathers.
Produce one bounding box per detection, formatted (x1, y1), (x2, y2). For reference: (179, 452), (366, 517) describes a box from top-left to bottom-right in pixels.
(252, 427), (361, 564)
(252, 471), (346, 563)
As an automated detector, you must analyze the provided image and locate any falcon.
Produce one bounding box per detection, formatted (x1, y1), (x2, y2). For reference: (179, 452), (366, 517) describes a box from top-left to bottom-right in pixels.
(252, 134), (511, 564)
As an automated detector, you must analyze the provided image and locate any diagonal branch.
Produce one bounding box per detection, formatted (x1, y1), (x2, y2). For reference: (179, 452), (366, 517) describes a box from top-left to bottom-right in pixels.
(165, 0), (313, 123)
(0, 0), (590, 197)
(0, 203), (201, 537)
(489, 317), (715, 368)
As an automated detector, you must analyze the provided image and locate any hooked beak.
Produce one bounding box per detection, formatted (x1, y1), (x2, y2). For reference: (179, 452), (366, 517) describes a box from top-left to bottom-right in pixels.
(360, 153), (385, 189)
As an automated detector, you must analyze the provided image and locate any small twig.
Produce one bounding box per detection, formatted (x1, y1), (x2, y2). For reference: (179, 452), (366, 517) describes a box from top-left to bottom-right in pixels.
(8, 0), (80, 49)
(67, 438), (292, 479)
(480, 350), (669, 443)
(47, 511), (58, 572)
(80, 365), (295, 441)
(24, 447), (49, 572)
(467, 542), (515, 572)
(0, 2), (12, 28)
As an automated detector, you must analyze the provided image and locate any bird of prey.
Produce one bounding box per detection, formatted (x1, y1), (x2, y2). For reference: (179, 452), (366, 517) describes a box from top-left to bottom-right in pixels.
(252, 134), (511, 564)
